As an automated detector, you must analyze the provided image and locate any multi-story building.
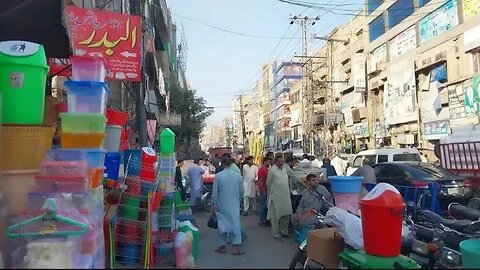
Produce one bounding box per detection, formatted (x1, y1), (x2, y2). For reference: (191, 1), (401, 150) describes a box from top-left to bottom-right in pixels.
(306, 0), (480, 160)
(233, 94), (251, 151)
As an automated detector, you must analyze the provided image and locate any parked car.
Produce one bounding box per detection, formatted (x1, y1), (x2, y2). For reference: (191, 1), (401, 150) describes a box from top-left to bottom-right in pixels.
(346, 148), (421, 176)
(371, 162), (474, 211)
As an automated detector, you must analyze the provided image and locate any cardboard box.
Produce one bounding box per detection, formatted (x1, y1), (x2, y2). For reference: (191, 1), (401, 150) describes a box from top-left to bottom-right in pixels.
(307, 228), (345, 269)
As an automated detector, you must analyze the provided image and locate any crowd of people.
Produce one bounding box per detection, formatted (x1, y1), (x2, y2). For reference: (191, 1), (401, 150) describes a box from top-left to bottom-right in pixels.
(174, 151), (377, 255)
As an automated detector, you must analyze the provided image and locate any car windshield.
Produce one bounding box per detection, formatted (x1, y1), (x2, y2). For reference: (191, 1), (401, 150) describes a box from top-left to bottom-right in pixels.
(392, 153), (421, 162)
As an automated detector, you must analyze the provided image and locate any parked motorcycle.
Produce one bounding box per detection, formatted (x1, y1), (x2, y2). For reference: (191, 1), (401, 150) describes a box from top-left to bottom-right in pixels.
(201, 182), (213, 212)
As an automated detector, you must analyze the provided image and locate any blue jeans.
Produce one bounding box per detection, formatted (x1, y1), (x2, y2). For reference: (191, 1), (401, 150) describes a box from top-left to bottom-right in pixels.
(258, 192), (268, 224)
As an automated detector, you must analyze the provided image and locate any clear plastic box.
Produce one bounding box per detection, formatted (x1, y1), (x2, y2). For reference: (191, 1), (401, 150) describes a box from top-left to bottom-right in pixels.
(45, 148), (106, 168)
(34, 176), (90, 193)
(60, 113), (107, 133)
(39, 160), (89, 178)
(64, 81), (110, 114)
(70, 55), (107, 82)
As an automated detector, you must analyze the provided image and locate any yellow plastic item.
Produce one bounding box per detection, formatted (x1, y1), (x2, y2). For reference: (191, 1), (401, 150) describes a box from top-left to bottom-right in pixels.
(1, 126), (54, 170)
(60, 132), (104, 148)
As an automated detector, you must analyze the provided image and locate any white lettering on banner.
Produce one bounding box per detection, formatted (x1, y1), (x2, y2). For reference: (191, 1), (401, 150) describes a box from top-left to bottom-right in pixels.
(384, 52), (417, 125)
(389, 26), (417, 60)
(352, 53), (366, 92)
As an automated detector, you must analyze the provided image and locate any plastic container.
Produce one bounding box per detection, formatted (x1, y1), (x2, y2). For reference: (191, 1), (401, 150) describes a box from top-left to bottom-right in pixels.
(460, 239), (480, 269)
(55, 101), (68, 113)
(90, 167), (105, 188)
(1, 126), (54, 170)
(34, 175), (90, 193)
(106, 109), (128, 126)
(64, 81), (110, 114)
(0, 40), (49, 125)
(125, 176), (157, 197)
(105, 125), (122, 152)
(70, 55), (107, 82)
(45, 148), (106, 168)
(60, 132), (105, 148)
(140, 147), (157, 181)
(329, 176), (363, 193)
(359, 183), (406, 257)
(124, 149), (142, 176)
(105, 152), (121, 181)
(39, 160), (89, 177)
(178, 224), (199, 260)
(159, 128), (175, 153)
(60, 113), (107, 133)
(338, 250), (420, 269)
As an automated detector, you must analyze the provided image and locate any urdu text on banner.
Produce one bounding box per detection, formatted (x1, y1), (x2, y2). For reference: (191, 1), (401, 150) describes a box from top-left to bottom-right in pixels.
(65, 6), (142, 82)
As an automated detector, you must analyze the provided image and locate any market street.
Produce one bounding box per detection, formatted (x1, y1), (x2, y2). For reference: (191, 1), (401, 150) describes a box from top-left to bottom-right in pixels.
(194, 210), (298, 269)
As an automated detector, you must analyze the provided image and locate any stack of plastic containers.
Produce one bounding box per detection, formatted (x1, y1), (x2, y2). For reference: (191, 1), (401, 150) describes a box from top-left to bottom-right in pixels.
(51, 55), (108, 268)
(328, 176), (363, 214)
(104, 108), (128, 183)
(114, 146), (159, 267)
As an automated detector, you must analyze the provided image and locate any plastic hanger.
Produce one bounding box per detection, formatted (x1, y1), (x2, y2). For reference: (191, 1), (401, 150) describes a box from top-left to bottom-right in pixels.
(7, 198), (88, 238)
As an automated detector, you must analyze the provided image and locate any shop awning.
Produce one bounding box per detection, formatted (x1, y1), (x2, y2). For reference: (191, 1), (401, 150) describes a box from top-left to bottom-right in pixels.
(0, 0), (71, 58)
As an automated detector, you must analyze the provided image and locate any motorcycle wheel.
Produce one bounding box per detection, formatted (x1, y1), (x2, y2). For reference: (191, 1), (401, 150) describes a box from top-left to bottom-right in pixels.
(289, 249), (307, 269)
(202, 193), (213, 212)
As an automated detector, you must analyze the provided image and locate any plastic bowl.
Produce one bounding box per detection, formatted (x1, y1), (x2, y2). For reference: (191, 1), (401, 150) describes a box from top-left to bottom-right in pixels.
(106, 109), (129, 126)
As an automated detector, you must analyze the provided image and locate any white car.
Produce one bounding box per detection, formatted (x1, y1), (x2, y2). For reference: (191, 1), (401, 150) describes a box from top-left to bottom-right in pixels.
(346, 148), (422, 176)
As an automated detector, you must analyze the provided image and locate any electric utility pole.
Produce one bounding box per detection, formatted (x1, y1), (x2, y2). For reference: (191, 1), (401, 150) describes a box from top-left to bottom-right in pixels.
(289, 15), (319, 154)
(238, 94), (247, 151)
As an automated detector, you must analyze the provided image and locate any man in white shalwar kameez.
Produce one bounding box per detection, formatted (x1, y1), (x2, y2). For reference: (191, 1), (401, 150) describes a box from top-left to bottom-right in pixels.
(212, 156), (245, 255)
(242, 156), (258, 216)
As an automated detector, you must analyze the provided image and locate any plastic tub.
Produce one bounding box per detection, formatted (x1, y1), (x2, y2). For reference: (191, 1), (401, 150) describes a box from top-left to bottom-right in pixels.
(39, 160), (89, 177)
(105, 125), (122, 152)
(105, 152), (121, 181)
(106, 109), (129, 126)
(60, 113), (107, 133)
(333, 193), (360, 214)
(60, 132), (105, 148)
(70, 55), (107, 82)
(64, 81), (110, 114)
(460, 239), (480, 268)
(34, 175), (90, 193)
(45, 148), (106, 167)
(329, 176), (363, 193)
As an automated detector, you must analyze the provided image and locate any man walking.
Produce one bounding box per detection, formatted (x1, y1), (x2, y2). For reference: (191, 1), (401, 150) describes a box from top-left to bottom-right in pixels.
(212, 156), (245, 255)
(256, 157), (271, 227)
(175, 159), (186, 201)
(267, 156), (293, 241)
(331, 153), (348, 176)
(186, 159), (205, 210)
(242, 156), (258, 216)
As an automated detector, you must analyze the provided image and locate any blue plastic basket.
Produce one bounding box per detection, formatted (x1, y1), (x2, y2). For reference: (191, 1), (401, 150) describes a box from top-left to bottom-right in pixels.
(124, 149), (141, 176)
(329, 176), (363, 193)
(105, 152), (121, 180)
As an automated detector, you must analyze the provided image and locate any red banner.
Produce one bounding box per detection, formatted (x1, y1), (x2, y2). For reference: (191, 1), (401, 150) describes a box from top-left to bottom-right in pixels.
(65, 6), (142, 82)
(48, 58), (72, 77)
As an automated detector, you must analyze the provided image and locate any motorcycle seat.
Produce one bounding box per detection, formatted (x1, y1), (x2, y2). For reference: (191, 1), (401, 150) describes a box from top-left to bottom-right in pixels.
(420, 210), (475, 233)
(449, 204), (480, 222)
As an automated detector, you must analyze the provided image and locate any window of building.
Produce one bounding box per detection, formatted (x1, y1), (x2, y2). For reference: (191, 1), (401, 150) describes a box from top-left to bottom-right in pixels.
(369, 15), (386, 42)
(419, 0), (432, 8)
(471, 50), (480, 74)
(293, 126), (299, 140)
(368, 0), (383, 15)
(388, 0), (414, 29)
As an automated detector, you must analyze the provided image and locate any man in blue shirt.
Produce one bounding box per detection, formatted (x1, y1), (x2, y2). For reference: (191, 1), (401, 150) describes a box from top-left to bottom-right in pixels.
(321, 158), (338, 177)
(186, 159), (206, 209)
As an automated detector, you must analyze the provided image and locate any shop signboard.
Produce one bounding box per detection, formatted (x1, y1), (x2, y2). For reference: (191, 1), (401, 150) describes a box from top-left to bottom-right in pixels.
(384, 52), (417, 125)
(352, 53), (366, 92)
(158, 113), (181, 126)
(424, 120), (450, 140)
(354, 122), (369, 138)
(344, 109), (354, 127)
(369, 43), (387, 73)
(464, 24), (480, 52)
(419, 0), (459, 44)
(464, 76), (480, 115)
(340, 91), (365, 112)
(65, 6), (142, 82)
(463, 0), (480, 21)
(389, 26), (417, 60)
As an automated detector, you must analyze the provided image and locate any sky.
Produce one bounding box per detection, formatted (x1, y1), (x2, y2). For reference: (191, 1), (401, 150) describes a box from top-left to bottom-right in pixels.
(169, 0), (361, 127)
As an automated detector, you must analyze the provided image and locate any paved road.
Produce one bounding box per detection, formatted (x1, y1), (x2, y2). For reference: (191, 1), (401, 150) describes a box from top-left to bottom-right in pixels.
(194, 210), (298, 269)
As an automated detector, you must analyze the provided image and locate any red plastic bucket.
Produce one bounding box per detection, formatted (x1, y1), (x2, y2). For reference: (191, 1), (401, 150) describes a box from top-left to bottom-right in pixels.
(106, 109), (129, 126)
(360, 185), (405, 257)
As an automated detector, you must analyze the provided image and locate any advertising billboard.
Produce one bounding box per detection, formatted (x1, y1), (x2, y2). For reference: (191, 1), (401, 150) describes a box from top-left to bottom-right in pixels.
(419, 0), (459, 44)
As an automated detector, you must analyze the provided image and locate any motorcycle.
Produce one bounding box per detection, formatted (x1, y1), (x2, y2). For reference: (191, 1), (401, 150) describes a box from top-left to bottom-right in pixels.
(200, 174), (215, 212)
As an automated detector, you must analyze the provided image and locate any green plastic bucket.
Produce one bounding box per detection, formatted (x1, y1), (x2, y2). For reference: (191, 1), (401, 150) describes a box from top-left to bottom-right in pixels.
(460, 239), (480, 268)
(0, 41), (49, 125)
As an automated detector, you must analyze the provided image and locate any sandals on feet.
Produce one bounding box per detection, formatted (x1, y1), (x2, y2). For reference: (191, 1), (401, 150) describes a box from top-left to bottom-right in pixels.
(215, 246), (227, 254)
(231, 245), (246, 255)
